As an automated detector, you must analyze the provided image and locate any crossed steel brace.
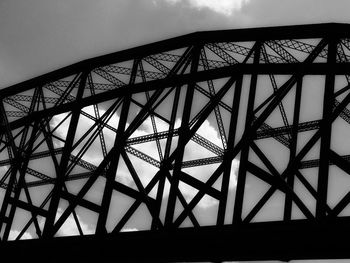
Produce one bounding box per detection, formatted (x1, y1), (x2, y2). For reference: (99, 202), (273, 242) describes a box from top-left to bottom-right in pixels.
(1, 24), (350, 262)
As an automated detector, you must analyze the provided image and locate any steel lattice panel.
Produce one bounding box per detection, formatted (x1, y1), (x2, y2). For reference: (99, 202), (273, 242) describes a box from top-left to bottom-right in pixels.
(1, 22), (350, 262)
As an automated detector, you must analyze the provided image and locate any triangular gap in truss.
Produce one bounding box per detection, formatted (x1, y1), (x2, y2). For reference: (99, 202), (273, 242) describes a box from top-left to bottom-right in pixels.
(261, 97), (292, 132)
(340, 38), (350, 54)
(81, 97), (120, 121)
(297, 167), (318, 193)
(216, 41), (255, 64)
(61, 75), (82, 100)
(0, 143), (12, 166)
(72, 206), (97, 235)
(251, 190), (284, 222)
(70, 127), (105, 169)
(88, 71), (120, 94)
(167, 47), (193, 75)
(71, 109), (99, 146)
(183, 139), (218, 162)
(54, 199), (90, 237)
(254, 138), (289, 174)
(49, 111), (71, 146)
(260, 43), (284, 64)
(339, 203), (350, 217)
(212, 174), (223, 191)
(200, 45), (230, 70)
(218, 80), (234, 107)
(131, 91), (148, 107)
(6, 87), (39, 113)
(42, 74), (80, 107)
(193, 195), (219, 227)
(331, 117), (350, 156)
(25, 183), (54, 209)
(126, 152), (160, 190)
(203, 107), (228, 150)
(158, 179), (171, 223)
(82, 75), (94, 99)
(65, 178), (89, 196)
(120, 203), (152, 232)
(8, 208), (35, 240)
(131, 140), (163, 162)
(334, 75), (349, 95)
(115, 154), (138, 191)
(84, 71), (121, 98)
(133, 63), (146, 85)
(233, 75), (251, 143)
(241, 171), (272, 220)
(276, 38), (326, 63)
(102, 60), (134, 85)
(132, 112), (170, 137)
(188, 82), (211, 124)
(0, 164), (9, 191)
(106, 191), (135, 233)
(178, 217), (193, 228)
(224, 161), (239, 225)
(8, 128), (25, 150)
(142, 55), (170, 79)
(2, 96), (28, 121)
(54, 203), (88, 237)
(128, 105), (169, 140)
(84, 176), (106, 207)
(182, 163), (220, 185)
(31, 129), (56, 156)
(27, 156), (56, 179)
(18, 184), (32, 204)
(292, 175), (316, 217)
(256, 75), (295, 126)
(328, 165), (350, 210)
(297, 130), (320, 160)
(152, 87), (177, 123)
(173, 193), (194, 228)
(291, 201), (307, 220)
(299, 75), (325, 123)
(248, 144), (273, 175)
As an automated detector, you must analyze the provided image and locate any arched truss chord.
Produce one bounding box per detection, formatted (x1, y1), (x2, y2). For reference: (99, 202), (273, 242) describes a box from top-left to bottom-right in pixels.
(1, 23), (350, 262)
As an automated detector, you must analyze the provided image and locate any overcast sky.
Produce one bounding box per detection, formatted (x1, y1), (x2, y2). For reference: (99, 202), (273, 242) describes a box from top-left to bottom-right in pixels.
(2, 1), (350, 262)
(1, 0), (350, 87)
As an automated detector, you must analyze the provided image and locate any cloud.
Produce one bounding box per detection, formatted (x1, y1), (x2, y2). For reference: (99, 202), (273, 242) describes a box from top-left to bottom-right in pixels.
(51, 107), (239, 209)
(54, 208), (94, 236)
(120, 227), (138, 232)
(36, 208), (94, 237)
(164, 0), (250, 16)
(0, 0), (248, 87)
(8, 230), (33, 240)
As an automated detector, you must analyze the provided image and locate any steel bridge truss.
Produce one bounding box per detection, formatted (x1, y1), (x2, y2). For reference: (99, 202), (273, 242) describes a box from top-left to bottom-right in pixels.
(2, 23), (350, 261)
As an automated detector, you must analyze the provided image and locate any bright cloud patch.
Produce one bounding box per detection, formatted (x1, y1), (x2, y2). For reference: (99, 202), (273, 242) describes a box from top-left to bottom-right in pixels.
(55, 208), (94, 236)
(50, 106), (239, 213)
(9, 230), (33, 240)
(164, 0), (250, 16)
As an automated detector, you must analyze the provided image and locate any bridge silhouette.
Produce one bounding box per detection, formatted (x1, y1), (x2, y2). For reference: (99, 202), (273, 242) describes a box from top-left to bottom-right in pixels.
(1, 23), (350, 262)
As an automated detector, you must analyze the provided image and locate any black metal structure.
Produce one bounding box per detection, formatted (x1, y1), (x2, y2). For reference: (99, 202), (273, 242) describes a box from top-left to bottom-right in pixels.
(2, 23), (350, 262)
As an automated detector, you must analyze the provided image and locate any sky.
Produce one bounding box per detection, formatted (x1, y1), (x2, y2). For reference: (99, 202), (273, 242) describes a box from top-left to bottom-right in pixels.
(1, 0), (350, 88)
(2, 1), (350, 262)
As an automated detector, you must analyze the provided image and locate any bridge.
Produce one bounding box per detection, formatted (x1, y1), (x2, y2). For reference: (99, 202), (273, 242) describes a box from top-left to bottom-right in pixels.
(1, 23), (350, 262)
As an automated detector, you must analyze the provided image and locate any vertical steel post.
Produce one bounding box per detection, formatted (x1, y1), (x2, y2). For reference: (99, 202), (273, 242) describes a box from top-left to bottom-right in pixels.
(316, 37), (337, 219)
(164, 44), (201, 228)
(233, 42), (261, 223)
(43, 71), (88, 238)
(95, 60), (139, 234)
(217, 75), (243, 225)
(284, 78), (303, 220)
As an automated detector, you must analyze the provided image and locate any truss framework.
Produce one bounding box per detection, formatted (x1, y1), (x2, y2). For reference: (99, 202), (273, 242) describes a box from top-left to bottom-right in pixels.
(1, 23), (350, 260)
